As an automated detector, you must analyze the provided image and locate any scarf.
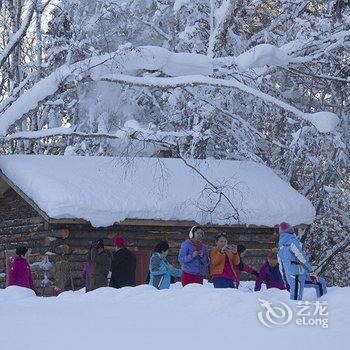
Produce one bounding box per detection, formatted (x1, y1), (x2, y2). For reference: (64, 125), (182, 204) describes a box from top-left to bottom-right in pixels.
(191, 239), (203, 251)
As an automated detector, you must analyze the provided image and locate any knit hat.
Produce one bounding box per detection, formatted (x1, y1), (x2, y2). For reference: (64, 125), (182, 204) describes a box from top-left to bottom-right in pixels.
(237, 244), (246, 254)
(268, 247), (278, 260)
(279, 222), (294, 234)
(92, 239), (104, 249)
(16, 246), (28, 257)
(114, 236), (125, 247)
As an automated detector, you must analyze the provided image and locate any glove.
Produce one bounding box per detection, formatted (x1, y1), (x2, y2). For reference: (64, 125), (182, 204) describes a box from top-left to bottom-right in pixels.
(310, 272), (318, 284)
(251, 270), (259, 277)
(286, 284), (291, 292)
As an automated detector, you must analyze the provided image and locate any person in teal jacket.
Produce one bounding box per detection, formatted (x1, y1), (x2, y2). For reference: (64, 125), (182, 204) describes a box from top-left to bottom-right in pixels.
(149, 241), (181, 290)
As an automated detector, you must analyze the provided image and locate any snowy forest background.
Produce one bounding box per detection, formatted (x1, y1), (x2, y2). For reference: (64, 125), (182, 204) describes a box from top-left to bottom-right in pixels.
(0, 0), (349, 286)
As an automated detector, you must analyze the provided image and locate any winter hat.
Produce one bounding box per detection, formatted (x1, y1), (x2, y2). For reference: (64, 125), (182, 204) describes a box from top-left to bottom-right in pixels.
(215, 232), (227, 241)
(237, 244), (246, 255)
(268, 248), (278, 260)
(16, 246), (28, 257)
(92, 239), (104, 249)
(114, 236), (125, 247)
(279, 222), (294, 234)
(189, 226), (203, 239)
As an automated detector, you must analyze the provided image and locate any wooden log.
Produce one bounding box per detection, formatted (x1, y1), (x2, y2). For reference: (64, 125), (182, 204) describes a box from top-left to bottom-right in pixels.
(44, 236), (58, 246)
(49, 229), (70, 239)
(4, 249), (16, 286)
(0, 172), (50, 221)
(0, 217), (43, 228)
(0, 223), (45, 236)
(55, 244), (70, 255)
(0, 230), (49, 242)
(70, 247), (89, 255)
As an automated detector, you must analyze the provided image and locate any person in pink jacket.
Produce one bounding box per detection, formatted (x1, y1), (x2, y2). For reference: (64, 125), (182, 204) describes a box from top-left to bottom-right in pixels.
(233, 244), (258, 288)
(7, 246), (36, 293)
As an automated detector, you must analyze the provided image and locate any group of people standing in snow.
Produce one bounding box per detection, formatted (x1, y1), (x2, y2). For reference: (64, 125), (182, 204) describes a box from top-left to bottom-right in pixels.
(150, 225), (285, 291)
(82, 236), (137, 292)
(7, 222), (327, 301)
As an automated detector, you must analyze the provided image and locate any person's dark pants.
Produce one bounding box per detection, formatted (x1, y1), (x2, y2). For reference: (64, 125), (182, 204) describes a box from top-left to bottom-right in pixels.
(212, 277), (236, 288)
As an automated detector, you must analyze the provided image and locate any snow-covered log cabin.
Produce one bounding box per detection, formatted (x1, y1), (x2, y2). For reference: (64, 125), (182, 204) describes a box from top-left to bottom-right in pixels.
(0, 155), (315, 293)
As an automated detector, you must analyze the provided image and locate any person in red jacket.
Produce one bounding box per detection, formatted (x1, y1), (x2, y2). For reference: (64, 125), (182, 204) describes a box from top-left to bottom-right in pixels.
(7, 246), (36, 293)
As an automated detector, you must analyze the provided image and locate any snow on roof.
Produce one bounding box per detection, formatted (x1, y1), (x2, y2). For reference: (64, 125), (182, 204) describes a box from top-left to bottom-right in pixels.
(0, 155), (315, 227)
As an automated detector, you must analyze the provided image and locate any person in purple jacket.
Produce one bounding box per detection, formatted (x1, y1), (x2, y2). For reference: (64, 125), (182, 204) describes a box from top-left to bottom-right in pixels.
(7, 246), (36, 293)
(178, 226), (209, 286)
(254, 248), (286, 292)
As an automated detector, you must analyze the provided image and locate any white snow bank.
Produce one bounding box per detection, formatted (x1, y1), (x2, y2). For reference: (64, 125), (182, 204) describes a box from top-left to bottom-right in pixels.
(235, 44), (290, 71)
(0, 285), (36, 300)
(0, 155), (315, 227)
(0, 284), (348, 350)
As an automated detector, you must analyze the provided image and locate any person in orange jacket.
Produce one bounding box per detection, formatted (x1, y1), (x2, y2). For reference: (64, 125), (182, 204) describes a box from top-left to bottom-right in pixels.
(210, 232), (240, 288)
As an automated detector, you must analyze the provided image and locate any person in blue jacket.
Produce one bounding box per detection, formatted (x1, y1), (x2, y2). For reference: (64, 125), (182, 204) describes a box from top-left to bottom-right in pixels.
(178, 226), (209, 286)
(149, 241), (182, 290)
(278, 222), (327, 300)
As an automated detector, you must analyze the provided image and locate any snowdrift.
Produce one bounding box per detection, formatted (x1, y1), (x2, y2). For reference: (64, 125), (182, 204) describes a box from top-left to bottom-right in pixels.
(0, 283), (348, 350)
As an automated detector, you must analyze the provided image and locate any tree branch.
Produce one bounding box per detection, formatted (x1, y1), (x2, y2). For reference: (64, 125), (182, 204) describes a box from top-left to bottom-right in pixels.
(0, 0), (37, 68)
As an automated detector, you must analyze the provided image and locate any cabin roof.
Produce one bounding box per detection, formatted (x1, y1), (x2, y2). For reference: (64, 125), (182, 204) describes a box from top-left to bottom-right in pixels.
(0, 155), (315, 228)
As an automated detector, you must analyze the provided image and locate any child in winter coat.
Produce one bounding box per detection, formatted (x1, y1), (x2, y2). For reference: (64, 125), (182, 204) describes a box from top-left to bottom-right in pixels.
(278, 222), (327, 300)
(210, 232), (240, 288)
(233, 245), (258, 288)
(149, 241), (181, 290)
(7, 246), (36, 293)
(89, 239), (112, 291)
(178, 226), (209, 286)
(254, 248), (286, 291)
(52, 259), (74, 296)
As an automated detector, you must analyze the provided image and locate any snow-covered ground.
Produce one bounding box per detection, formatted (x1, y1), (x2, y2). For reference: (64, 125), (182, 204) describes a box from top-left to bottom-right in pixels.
(1, 282), (348, 350)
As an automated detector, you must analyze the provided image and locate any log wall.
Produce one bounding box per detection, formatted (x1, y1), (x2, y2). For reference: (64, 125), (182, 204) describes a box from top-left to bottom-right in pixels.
(0, 188), (278, 294)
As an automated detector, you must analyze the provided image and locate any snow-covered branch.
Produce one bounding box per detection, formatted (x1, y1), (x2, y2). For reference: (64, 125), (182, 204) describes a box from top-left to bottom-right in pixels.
(100, 73), (340, 133)
(178, 154), (240, 221)
(0, 0), (37, 68)
(4, 125), (181, 149)
(0, 43), (340, 137)
(316, 234), (350, 274)
(248, 0), (310, 45)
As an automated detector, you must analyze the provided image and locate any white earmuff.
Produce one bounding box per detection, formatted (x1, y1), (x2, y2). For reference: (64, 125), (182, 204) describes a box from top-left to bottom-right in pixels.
(189, 226), (195, 239)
